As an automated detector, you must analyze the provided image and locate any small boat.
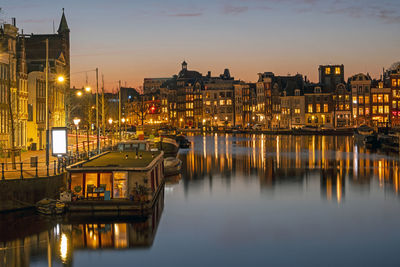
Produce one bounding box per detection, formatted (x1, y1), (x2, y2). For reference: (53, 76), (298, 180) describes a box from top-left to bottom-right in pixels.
(164, 157), (182, 177)
(355, 125), (374, 136)
(160, 134), (191, 149)
(154, 137), (179, 157)
(354, 125), (377, 146)
(36, 198), (65, 215)
(363, 135), (380, 149)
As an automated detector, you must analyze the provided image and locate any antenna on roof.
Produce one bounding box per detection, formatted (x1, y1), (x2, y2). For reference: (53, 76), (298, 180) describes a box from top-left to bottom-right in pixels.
(52, 20), (55, 33)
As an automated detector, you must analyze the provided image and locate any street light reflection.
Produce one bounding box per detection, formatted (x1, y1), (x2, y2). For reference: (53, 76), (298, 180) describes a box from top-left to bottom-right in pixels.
(60, 233), (68, 263)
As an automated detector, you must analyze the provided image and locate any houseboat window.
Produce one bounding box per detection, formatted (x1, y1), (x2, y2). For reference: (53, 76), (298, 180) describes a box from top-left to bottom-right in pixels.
(70, 173), (84, 196)
(100, 173), (112, 191)
(86, 173), (98, 198)
(113, 172), (128, 198)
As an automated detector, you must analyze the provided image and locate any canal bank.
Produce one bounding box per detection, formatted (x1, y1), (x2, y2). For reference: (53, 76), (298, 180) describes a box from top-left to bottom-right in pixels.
(0, 173), (66, 213)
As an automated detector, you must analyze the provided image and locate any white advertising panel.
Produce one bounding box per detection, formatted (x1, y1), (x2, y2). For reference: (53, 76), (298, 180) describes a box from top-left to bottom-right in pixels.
(52, 127), (68, 156)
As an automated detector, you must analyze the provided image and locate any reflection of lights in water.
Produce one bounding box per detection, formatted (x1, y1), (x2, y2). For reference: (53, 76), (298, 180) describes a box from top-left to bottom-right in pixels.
(261, 135), (264, 163)
(379, 160), (383, 186)
(326, 179), (332, 200)
(203, 135), (206, 159)
(337, 176), (342, 204)
(353, 145), (358, 178)
(115, 224), (119, 236)
(276, 136), (280, 167)
(312, 136), (315, 168)
(165, 186), (174, 193)
(60, 233), (68, 263)
(214, 134), (218, 160)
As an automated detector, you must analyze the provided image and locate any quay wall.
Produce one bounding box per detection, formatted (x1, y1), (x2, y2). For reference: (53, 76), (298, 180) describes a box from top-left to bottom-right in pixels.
(0, 174), (67, 204)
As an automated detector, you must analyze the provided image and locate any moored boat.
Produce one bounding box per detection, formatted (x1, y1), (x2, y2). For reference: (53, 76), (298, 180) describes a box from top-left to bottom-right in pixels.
(164, 157), (182, 177)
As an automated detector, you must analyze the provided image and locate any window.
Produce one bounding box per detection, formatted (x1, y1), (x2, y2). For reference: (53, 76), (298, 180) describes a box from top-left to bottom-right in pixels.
(378, 94), (383, 103)
(295, 108), (300, 114)
(295, 89), (300, 96)
(316, 104), (321, 113)
(345, 95), (350, 101)
(372, 106), (377, 114)
(384, 105), (389, 114)
(345, 104), (350, 110)
(393, 101), (397, 109)
(220, 100), (225, 105)
(365, 108), (370, 115)
(359, 108), (364, 115)
(379, 106), (383, 114)
(384, 94), (389, 103)
(353, 108), (357, 116)
(365, 96), (369, 104)
(206, 101), (211, 106)
(398, 79), (400, 87)
(335, 67), (341, 74)
(353, 96), (357, 104)
(308, 117), (312, 123)
(325, 68), (331, 75)
(324, 104), (328, 113)
(339, 104), (344, 111)
(113, 172), (128, 198)
(308, 104), (313, 113)
(393, 79), (398, 87)
(373, 94), (377, 103)
(358, 96), (364, 104)
(227, 99), (232, 105)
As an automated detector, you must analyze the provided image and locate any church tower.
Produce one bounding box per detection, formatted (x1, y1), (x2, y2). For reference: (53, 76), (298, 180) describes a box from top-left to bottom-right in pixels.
(57, 8), (70, 88)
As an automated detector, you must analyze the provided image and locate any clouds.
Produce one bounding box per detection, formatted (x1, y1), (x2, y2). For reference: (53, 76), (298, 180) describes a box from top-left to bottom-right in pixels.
(168, 13), (203, 17)
(223, 4), (249, 15)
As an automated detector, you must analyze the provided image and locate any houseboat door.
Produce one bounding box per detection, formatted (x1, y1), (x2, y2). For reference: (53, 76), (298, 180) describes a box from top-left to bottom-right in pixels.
(113, 171), (128, 198)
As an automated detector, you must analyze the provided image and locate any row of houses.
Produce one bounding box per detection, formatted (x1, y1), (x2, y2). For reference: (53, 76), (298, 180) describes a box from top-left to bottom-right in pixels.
(0, 12), (69, 150)
(131, 61), (400, 129)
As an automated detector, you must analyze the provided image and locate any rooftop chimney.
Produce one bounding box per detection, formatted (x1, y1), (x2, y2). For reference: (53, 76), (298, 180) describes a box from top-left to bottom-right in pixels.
(11, 18), (16, 27)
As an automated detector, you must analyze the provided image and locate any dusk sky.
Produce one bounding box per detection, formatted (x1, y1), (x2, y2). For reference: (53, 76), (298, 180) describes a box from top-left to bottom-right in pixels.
(1, 0), (399, 90)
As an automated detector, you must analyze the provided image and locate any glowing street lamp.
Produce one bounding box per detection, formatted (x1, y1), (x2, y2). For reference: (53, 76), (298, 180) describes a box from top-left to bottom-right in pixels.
(85, 86), (91, 92)
(108, 118), (113, 125)
(57, 75), (65, 83)
(73, 118), (81, 156)
(76, 91), (83, 97)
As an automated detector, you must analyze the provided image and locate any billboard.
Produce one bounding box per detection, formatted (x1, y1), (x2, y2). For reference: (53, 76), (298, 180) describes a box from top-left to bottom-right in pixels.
(52, 127), (68, 156)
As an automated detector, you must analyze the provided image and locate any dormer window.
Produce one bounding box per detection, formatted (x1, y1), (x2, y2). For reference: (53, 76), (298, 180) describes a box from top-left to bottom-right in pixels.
(335, 67), (341, 75)
(283, 91), (287, 97)
(295, 89), (300, 96)
(314, 87), (321, 93)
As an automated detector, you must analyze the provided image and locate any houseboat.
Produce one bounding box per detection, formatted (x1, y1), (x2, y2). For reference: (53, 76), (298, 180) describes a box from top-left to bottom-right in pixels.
(64, 150), (164, 214)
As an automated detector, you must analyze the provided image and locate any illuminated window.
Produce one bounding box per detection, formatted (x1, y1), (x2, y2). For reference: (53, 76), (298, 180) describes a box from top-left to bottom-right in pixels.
(335, 67), (341, 74)
(316, 104), (321, 113)
(352, 96), (357, 104)
(384, 94), (389, 103)
(372, 106), (377, 114)
(345, 95), (350, 101)
(393, 79), (397, 87)
(379, 106), (383, 114)
(220, 100), (225, 106)
(345, 104), (350, 110)
(384, 105), (389, 114)
(365, 108), (370, 115)
(325, 68), (331, 75)
(393, 101), (397, 108)
(398, 79), (400, 87)
(353, 108), (357, 116)
(359, 108), (364, 115)
(295, 108), (300, 114)
(365, 96), (369, 104)
(358, 96), (364, 104)
(373, 94), (377, 103)
(378, 94), (383, 103)
(206, 101), (211, 106)
(227, 99), (232, 105)
(339, 105), (343, 111)
(324, 104), (328, 113)
(308, 104), (313, 113)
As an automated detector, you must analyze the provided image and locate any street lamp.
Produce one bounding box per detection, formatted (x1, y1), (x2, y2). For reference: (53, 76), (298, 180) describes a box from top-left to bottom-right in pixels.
(76, 91), (82, 97)
(108, 118), (113, 147)
(121, 118), (126, 139)
(57, 75), (65, 83)
(73, 118), (81, 157)
(84, 86), (91, 92)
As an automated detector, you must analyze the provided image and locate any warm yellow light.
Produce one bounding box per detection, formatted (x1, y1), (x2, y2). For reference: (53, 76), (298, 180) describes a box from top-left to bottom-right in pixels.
(214, 116), (217, 120)
(57, 75), (65, 83)
(73, 118), (81, 126)
(225, 116), (228, 120)
(108, 118), (113, 125)
(76, 91), (82, 97)
(85, 86), (91, 92)
(121, 118), (126, 123)
(180, 118), (183, 122)
(60, 233), (68, 263)
(202, 119), (206, 123)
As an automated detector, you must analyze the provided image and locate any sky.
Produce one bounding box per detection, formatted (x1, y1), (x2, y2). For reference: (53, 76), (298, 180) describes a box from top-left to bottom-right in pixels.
(1, 0), (400, 90)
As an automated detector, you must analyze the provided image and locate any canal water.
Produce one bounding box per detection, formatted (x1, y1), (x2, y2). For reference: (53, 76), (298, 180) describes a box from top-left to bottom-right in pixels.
(1, 134), (400, 266)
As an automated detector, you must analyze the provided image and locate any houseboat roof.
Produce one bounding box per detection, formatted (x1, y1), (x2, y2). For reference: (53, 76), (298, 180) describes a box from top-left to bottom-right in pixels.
(67, 151), (163, 171)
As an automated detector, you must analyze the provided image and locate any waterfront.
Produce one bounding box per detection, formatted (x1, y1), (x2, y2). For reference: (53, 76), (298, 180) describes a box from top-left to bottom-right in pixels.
(2, 134), (400, 266)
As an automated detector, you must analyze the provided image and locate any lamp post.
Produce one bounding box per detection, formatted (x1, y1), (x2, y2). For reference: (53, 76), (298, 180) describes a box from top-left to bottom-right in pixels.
(108, 118), (113, 148)
(45, 38), (66, 170)
(73, 118), (80, 157)
(121, 118), (126, 139)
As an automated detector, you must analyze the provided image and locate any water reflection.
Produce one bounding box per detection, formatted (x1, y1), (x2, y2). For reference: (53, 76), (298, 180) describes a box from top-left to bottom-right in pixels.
(181, 134), (400, 201)
(0, 190), (164, 267)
